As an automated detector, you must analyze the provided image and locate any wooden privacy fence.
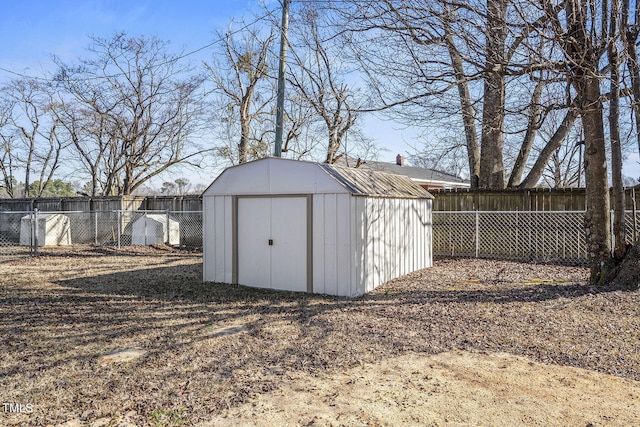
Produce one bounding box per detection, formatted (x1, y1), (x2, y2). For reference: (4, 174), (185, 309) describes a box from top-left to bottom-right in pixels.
(431, 187), (640, 211)
(3, 187), (638, 213)
(433, 210), (640, 265)
(0, 195), (203, 213)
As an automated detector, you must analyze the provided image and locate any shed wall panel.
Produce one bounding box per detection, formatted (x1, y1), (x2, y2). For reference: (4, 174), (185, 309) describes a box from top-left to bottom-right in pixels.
(335, 194), (354, 296)
(311, 193), (353, 296)
(203, 195), (234, 283)
(312, 195), (326, 295)
(223, 196), (233, 283)
(353, 197), (365, 295)
(358, 197), (432, 291)
(202, 198), (212, 281)
(213, 197), (226, 281)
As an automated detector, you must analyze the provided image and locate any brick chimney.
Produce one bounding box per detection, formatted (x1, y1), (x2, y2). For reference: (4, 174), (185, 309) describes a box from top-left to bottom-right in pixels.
(396, 154), (404, 166)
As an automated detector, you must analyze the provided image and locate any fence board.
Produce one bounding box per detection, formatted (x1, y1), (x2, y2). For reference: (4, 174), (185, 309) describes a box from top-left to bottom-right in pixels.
(431, 188), (640, 211)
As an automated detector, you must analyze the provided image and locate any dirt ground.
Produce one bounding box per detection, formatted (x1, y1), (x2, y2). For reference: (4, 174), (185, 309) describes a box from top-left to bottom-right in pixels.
(205, 350), (640, 427)
(1, 247), (639, 426)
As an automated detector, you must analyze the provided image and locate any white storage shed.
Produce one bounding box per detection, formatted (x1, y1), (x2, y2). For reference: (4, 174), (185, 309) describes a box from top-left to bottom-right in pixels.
(131, 213), (180, 246)
(20, 213), (72, 246)
(202, 157), (433, 297)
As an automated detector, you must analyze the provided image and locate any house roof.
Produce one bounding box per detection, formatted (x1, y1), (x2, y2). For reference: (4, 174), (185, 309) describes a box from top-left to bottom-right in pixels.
(322, 164), (433, 199)
(364, 161), (470, 188)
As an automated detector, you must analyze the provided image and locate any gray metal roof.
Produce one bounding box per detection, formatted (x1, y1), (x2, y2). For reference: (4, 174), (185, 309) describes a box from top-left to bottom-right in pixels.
(322, 164), (434, 199)
(365, 161), (469, 186)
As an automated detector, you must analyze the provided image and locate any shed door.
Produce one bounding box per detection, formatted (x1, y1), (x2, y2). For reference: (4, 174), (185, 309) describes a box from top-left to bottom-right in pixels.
(237, 197), (308, 292)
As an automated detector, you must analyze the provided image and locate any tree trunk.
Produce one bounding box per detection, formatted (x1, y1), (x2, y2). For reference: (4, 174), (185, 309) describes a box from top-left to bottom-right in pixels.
(519, 108), (577, 188)
(508, 81), (544, 187)
(445, 31), (480, 188)
(479, 0), (507, 189)
(238, 108), (250, 164)
(609, 0), (627, 260)
(622, 0), (640, 156)
(607, 238), (640, 290)
(581, 75), (612, 284)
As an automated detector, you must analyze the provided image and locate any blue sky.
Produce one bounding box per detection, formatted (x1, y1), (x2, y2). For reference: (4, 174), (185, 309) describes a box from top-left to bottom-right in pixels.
(0, 0), (264, 75)
(0, 0), (414, 186)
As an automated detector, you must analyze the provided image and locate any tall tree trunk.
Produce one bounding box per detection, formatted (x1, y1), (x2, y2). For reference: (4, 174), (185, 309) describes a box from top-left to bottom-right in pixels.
(519, 108), (578, 188)
(239, 99), (251, 164)
(609, 0), (627, 260)
(508, 81), (545, 187)
(445, 31), (480, 188)
(326, 136), (338, 164)
(479, 0), (507, 189)
(581, 75), (612, 283)
(560, 0), (612, 283)
(622, 0), (640, 157)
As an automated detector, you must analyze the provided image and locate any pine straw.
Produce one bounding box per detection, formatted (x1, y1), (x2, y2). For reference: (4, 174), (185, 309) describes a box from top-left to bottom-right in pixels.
(1, 248), (638, 426)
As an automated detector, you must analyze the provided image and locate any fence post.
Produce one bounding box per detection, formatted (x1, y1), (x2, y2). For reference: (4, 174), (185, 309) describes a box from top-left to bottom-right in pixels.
(475, 211), (479, 258)
(94, 211), (98, 245)
(143, 211), (147, 245)
(632, 188), (637, 243)
(117, 210), (121, 249)
(33, 209), (39, 257)
(29, 210), (35, 256)
(610, 209), (615, 253)
(166, 210), (170, 245)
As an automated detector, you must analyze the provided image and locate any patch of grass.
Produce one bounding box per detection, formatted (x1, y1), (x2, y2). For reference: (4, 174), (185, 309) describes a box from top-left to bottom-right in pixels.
(149, 408), (187, 427)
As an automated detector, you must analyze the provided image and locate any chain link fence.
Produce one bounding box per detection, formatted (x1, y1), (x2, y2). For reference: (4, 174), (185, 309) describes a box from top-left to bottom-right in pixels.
(0, 211), (35, 261)
(0, 210), (203, 262)
(433, 210), (640, 265)
(4, 209), (640, 265)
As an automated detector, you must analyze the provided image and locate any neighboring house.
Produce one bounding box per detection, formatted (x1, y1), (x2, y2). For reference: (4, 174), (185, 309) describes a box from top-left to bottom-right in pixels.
(364, 155), (470, 190)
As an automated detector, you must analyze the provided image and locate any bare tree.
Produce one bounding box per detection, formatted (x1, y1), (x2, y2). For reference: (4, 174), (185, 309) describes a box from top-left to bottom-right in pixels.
(0, 77), (65, 197)
(333, 1), (578, 188)
(54, 33), (207, 196)
(205, 27), (276, 165)
(287, 6), (363, 164)
(0, 96), (17, 197)
(535, 112), (584, 188)
(622, 0), (640, 156)
(540, 0), (613, 282)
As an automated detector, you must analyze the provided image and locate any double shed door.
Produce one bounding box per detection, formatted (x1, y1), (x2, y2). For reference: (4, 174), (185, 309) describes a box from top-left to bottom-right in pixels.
(237, 196), (309, 292)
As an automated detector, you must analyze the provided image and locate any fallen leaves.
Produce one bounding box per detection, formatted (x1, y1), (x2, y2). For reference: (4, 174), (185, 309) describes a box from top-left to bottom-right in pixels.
(0, 252), (638, 426)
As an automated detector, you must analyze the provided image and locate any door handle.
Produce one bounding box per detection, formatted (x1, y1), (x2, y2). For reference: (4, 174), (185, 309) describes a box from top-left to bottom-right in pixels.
(268, 239), (273, 246)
